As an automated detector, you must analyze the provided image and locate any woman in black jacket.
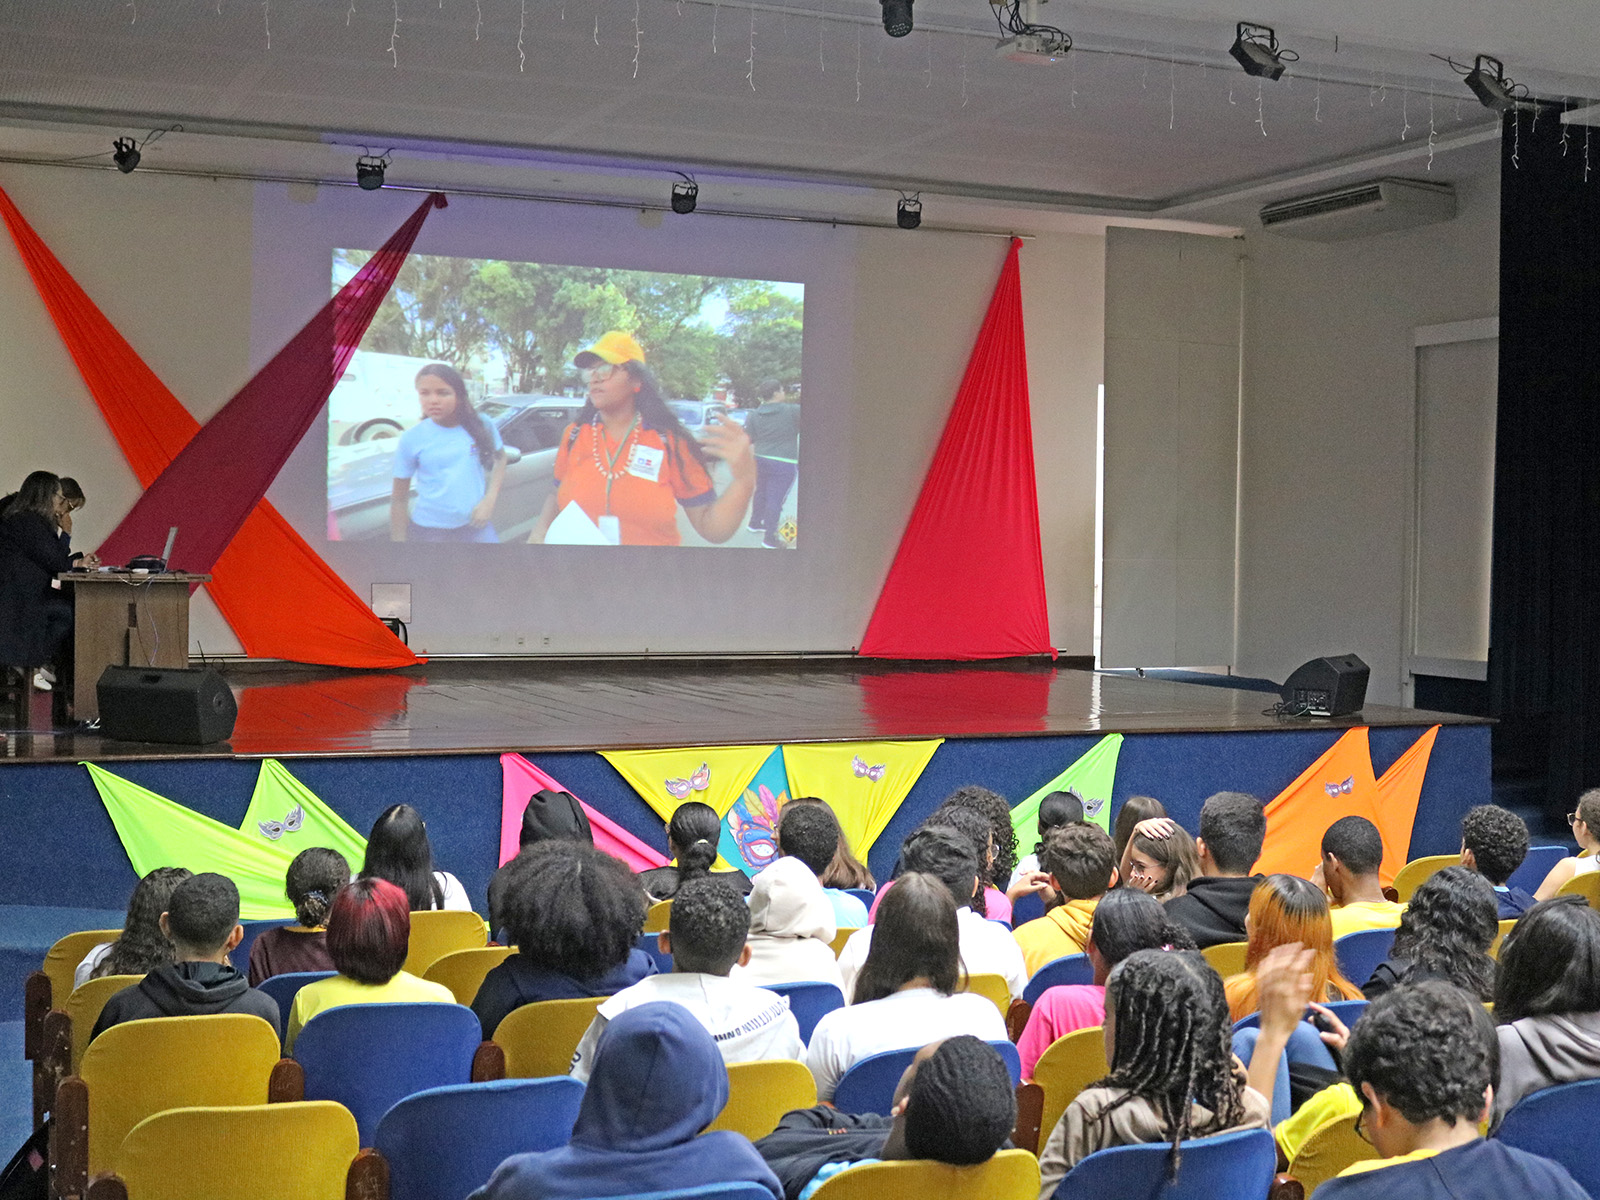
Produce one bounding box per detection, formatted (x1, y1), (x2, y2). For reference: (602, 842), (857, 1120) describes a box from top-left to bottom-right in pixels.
(0, 472), (78, 691)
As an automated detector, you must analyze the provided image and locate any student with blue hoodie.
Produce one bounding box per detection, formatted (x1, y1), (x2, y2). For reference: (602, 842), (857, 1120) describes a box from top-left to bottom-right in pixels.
(469, 1001), (783, 1200)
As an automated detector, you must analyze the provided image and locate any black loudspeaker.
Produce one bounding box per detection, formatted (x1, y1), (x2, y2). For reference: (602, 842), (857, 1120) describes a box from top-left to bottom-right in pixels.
(1281, 654), (1370, 717)
(97, 666), (238, 745)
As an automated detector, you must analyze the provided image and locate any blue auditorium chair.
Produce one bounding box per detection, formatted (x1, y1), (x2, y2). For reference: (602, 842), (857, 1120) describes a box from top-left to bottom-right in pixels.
(833, 1040), (1020, 1115)
(1023, 953), (1094, 1006)
(1508, 845), (1569, 894)
(1333, 927), (1396, 986)
(1052, 1127), (1277, 1199)
(620, 1187), (783, 1200)
(256, 970), (334, 1030)
(1232, 997), (1368, 1033)
(638, 931), (674, 974)
(1011, 891), (1047, 927)
(763, 981), (845, 1043)
(843, 888), (876, 910)
(1494, 1077), (1600, 1198)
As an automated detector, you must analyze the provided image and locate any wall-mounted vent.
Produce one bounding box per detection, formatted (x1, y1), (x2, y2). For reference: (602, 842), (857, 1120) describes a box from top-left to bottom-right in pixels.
(1259, 178), (1457, 241)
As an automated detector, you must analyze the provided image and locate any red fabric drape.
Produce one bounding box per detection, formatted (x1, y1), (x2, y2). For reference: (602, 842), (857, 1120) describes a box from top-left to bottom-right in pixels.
(859, 239), (1053, 659)
(0, 189), (438, 668)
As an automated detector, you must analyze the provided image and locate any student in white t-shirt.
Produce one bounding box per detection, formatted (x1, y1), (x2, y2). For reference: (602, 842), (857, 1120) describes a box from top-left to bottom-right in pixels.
(807, 872), (1008, 1101)
(838, 827), (1028, 1002)
(360, 803), (474, 912)
(571, 875), (804, 1082)
(389, 363), (507, 544)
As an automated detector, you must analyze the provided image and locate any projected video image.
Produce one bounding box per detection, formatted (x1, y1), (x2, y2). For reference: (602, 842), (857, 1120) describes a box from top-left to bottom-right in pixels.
(327, 252), (804, 548)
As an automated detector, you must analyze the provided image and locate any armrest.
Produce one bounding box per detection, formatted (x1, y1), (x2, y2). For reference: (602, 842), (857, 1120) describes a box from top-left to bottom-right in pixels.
(24, 971), (51, 1059)
(1269, 1173), (1306, 1200)
(472, 1041), (506, 1082)
(50, 1075), (88, 1200)
(34, 1009), (71, 1129)
(1006, 999), (1032, 1044)
(269, 1058), (305, 1103)
(1012, 1081), (1044, 1156)
(85, 1174), (128, 1200)
(347, 1147), (390, 1200)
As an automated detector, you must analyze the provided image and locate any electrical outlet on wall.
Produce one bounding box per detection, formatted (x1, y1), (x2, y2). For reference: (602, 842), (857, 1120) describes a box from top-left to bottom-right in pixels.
(515, 633), (526, 647)
(541, 634), (552, 647)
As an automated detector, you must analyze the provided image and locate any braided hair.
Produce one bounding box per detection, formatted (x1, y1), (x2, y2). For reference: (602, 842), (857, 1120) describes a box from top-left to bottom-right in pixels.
(1095, 949), (1248, 1180)
(285, 847), (351, 929)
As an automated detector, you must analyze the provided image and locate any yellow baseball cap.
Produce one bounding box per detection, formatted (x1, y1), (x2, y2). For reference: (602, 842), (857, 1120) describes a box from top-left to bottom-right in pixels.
(574, 330), (646, 368)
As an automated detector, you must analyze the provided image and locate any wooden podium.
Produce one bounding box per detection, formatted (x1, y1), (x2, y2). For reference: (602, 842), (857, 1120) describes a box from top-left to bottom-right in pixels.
(56, 572), (211, 721)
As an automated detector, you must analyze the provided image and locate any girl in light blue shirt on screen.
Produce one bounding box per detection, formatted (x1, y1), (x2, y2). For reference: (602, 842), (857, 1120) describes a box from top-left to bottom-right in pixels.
(390, 363), (506, 542)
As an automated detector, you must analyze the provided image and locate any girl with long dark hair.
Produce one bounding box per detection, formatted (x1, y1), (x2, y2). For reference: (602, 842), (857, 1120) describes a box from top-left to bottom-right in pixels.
(528, 331), (756, 546)
(389, 363), (507, 542)
(0, 471), (84, 697)
(360, 803), (472, 911)
(1362, 865), (1498, 1000)
(78, 867), (193, 985)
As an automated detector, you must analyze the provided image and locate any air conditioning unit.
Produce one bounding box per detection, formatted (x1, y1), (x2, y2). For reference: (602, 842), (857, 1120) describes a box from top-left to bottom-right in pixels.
(1259, 178), (1456, 241)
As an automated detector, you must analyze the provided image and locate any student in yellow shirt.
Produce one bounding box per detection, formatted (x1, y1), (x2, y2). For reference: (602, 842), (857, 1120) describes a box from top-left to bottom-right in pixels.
(1316, 817), (1405, 939)
(1012, 823), (1118, 978)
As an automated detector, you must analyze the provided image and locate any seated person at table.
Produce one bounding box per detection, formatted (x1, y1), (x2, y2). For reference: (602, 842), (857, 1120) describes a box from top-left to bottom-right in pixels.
(487, 787), (593, 935)
(1460, 805), (1538, 919)
(777, 801), (869, 927)
(470, 1001), (782, 1200)
(248, 847), (350, 986)
(570, 876), (803, 1082)
(1317, 816), (1405, 938)
(1313, 981), (1589, 1200)
(1362, 866), (1497, 1002)
(806, 872), (1008, 1102)
(77, 866), (192, 987)
(93, 872), (280, 1040)
(1160, 792), (1267, 948)
(472, 841), (655, 1039)
(755, 1036), (1017, 1200)
(361, 803), (473, 911)
(285, 877), (455, 1053)
(839, 826), (1027, 1002)
(1535, 788), (1600, 901)
(731, 856), (845, 990)
(1012, 822), (1118, 978)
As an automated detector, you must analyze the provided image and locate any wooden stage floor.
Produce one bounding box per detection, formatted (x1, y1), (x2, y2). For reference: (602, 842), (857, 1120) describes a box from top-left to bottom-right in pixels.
(0, 658), (1485, 763)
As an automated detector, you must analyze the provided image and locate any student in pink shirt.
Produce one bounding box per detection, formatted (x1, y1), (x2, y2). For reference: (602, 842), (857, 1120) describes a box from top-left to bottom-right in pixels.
(1018, 888), (1196, 1079)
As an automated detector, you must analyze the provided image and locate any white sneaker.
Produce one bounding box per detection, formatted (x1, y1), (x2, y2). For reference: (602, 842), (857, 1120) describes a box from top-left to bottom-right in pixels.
(31, 670), (52, 692)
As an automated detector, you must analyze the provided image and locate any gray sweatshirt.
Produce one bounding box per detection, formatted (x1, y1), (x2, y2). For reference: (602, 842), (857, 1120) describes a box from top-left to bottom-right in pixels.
(1494, 1008), (1600, 1124)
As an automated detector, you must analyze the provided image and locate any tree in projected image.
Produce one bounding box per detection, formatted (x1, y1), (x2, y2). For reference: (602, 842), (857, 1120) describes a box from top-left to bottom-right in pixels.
(718, 282), (804, 402)
(339, 250), (492, 366)
(474, 262), (635, 394)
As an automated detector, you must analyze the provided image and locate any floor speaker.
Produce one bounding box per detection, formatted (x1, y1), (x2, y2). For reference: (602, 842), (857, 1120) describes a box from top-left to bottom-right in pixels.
(1281, 654), (1369, 717)
(97, 666), (238, 745)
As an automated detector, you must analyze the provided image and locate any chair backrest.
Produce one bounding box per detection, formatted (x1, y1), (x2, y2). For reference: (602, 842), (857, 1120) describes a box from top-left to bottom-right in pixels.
(294, 1002), (482, 1146)
(374, 1077), (586, 1200)
(1556, 871), (1600, 908)
(830, 927), (861, 958)
(1199, 941), (1248, 979)
(1023, 954), (1094, 1006)
(495, 995), (607, 1079)
(1011, 892), (1047, 928)
(1234, 1000), (1368, 1035)
(80, 1013), (282, 1176)
(707, 1059), (818, 1141)
(809, 1148), (1041, 1200)
(1333, 927), (1397, 984)
(638, 931), (674, 975)
(256, 971), (336, 1024)
(1031, 1025), (1107, 1149)
(1285, 1111), (1378, 1192)
(960, 973), (1012, 1018)
(1489, 919), (1518, 960)
(643, 899), (674, 933)
(113, 1101), (358, 1200)
(1050, 1127), (1277, 1200)
(423, 945), (515, 1005)
(763, 982), (844, 1044)
(403, 909), (489, 976)
(39, 929), (121, 1011)
(228, 919), (293, 974)
(833, 1041), (1020, 1115)
(1394, 854), (1457, 902)
(66, 975), (144, 1073)
(843, 888), (876, 909)
(1508, 845), (1569, 895)
(1494, 1077), (1600, 1198)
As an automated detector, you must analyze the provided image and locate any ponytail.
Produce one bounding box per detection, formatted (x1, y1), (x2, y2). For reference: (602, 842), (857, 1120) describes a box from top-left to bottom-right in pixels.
(667, 801), (722, 883)
(678, 837), (717, 881)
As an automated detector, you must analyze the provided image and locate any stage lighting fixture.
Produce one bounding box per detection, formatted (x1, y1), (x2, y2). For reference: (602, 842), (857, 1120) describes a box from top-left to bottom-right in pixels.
(881, 0), (913, 38)
(112, 137), (141, 174)
(896, 193), (922, 230)
(1229, 22), (1291, 81)
(1464, 55), (1517, 112)
(671, 173), (699, 214)
(356, 153), (389, 191)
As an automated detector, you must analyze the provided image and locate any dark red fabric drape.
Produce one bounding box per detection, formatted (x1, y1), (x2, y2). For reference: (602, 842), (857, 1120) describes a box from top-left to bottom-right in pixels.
(859, 239), (1053, 660)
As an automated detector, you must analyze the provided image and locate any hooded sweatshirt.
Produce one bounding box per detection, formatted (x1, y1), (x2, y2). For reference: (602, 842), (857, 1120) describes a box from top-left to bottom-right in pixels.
(733, 858), (845, 991)
(1013, 898), (1099, 978)
(91, 961), (281, 1041)
(469, 1001), (783, 1200)
(1162, 875), (1264, 949)
(754, 1107), (893, 1200)
(1493, 1009), (1600, 1123)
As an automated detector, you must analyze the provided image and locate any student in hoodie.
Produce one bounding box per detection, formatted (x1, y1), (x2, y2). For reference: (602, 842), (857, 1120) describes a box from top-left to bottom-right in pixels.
(1459, 804), (1539, 919)
(472, 841), (656, 1039)
(776, 801), (869, 928)
(1153, 791), (1267, 949)
(470, 1001), (783, 1200)
(1316, 816), (1405, 938)
(569, 876), (803, 1082)
(487, 788), (593, 936)
(1491, 894), (1600, 1123)
(755, 1036), (1018, 1200)
(91, 872), (280, 1041)
(1012, 822), (1118, 978)
(731, 856), (845, 991)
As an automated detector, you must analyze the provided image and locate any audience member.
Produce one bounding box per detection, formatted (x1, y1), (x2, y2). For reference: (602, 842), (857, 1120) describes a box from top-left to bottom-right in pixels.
(732, 856), (845, 990)
(1017, 888), (1195, 1080)
(469, 1001), (783, 1200)
(777, 802), (869, 927)
(637, 801), (753, 902)
(570, 876), (802, 1082)
(1122, 821), (1200, 904)
(1318, 816), (1404, 937)
(755, 1037), (1016, 1200)
(1012, 823), (1118, 977)
(938, 785), (1020, 900)
(1491, 895), (1600, 1123)
(924, 805), (1010, 920)
(1225, 873), (1361, 1022)
(839, 826), (1027, 1002)
(92, 873), (280, 1041)
(1007, 790), (1084, 908)
(77, 866), (192, 987)
(471, 841), (655, 1039)
(1460, 804), (1537, 918)
(1159, 792), (1267, 948)
(807, 873), (1007, 1101)
(1535, 789), (1600, 901)
(285, 877), (455, 1053)
(1313, 981), (1588, 1200)
(1112, 795), (1168, 871)
(361, 803), (472, 911)
(784, 796), (875, 891)
(1362, 866), (1497, 1001)
(0, 471), (76, 699)
(487, 788), (593, 933)
(248, 847), (350, 986)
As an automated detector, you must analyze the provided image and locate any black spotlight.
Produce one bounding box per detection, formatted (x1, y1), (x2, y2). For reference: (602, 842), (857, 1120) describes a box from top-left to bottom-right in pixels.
(1229, 21), (1289, 81)
(896, 193), (922, 230)
(671, 174), (698, 215)
(112, 137), (141, 174)
(881, 0), (912, 38)
(356, 153), (389, 191)
(1464, 55), (1517, 112)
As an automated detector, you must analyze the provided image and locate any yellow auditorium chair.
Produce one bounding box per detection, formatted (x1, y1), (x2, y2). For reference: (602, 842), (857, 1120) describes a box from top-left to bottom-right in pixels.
(959, 973), (1012, 1019)
(32, 973), (141, 1129)
(1489, 919), (1518, 959)
(25, 928), (121, 1056)
(1200, 941), (1249, 979)
(403, 909), (489, 976)
(1029, 1026), (1107, 1154)
(61, 976), (145, 1076)
(1283, 1111), (1378, 1193)
(809, 1148), (1040, 1200)
(1557, 871), (1600, 908)
(1394, 854), (1457, 902)
(643, 899), (674, 933)
(495, 996), (606, 1078)
(708, 1060), (818, 1141)
(830, 927), (861, 958)
(423, 945), (515, 1005)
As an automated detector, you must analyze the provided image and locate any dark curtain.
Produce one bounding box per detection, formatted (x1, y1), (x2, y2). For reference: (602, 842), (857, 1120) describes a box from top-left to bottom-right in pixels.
(1490, 107), (1600, 810)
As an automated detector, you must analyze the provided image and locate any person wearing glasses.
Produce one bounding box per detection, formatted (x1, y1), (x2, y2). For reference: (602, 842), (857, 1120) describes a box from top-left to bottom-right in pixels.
(527, 332), (755, 546)
(1534, 788), (1600, 901)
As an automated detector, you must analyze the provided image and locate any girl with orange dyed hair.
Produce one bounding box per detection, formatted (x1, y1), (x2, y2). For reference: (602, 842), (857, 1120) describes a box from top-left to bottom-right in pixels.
(1223, 873), (1361, 1022)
